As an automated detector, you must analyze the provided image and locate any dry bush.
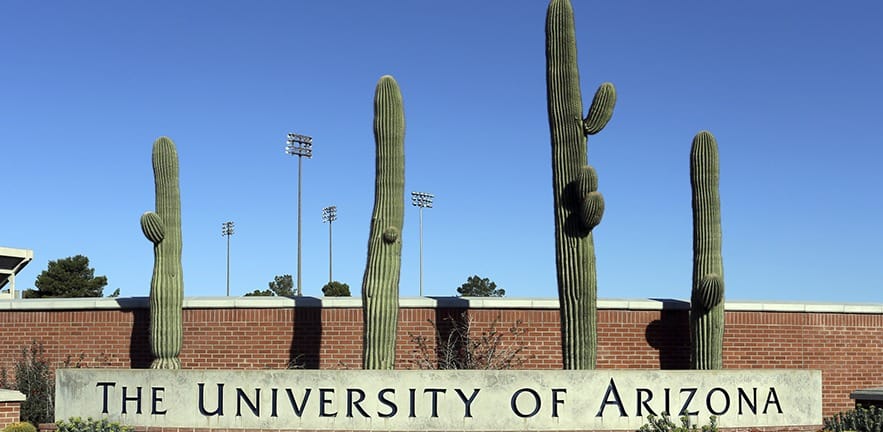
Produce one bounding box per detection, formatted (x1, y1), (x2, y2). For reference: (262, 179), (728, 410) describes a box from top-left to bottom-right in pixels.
(410, 312), (530, 370)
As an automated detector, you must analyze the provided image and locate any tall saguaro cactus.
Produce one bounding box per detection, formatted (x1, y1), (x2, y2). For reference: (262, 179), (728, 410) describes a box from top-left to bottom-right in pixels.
(140, 136), (184, 369)
(546, 0), (616, 370)
(689, 130), (725, 369)
(362, 75), (405, 370)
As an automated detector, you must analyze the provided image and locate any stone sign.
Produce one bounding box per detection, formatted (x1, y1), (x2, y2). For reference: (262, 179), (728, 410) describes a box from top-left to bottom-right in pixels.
(56, 369), (821, 430)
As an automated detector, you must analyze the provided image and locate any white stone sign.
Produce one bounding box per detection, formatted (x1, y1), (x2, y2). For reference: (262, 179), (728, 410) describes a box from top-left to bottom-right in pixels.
(56, 369), (821, 430)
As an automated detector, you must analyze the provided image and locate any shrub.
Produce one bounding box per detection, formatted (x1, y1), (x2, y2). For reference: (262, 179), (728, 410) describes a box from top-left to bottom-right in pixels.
(824, 405), (883, 432)
(0, 342), (105, 427)
(410, 312), (529, 370)
(638, 413), (718, 432)
(1, 422), (37, 432)
(13, 341), (54, 426)
(55, 417), (133, 432)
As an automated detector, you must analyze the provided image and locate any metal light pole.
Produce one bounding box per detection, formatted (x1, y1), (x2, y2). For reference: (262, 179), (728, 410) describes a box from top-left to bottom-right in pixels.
(322, 205), (337, 283)
(286, 132), (313, 297)
(221, 221), (235, 296)
(411, 191), (434, 297)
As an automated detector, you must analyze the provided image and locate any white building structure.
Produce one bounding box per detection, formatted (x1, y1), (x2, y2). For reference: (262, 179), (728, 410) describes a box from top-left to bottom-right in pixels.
(0, 247), (33, 299)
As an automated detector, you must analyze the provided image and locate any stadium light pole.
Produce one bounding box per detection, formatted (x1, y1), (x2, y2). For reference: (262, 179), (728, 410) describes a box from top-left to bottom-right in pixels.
(285, 132), (313, 297)
(411, 191), (434, 297)
(322, 206), (337, 284)
(221, 221), (235, 296)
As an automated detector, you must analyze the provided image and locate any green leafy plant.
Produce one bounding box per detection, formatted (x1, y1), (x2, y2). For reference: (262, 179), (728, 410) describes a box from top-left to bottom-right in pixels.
(2, 422), (37, 432)
(245, 274), (294, 297)
(824, 405), (883, 432)
(638, 413), (718, 432)
(55, 417), (133, 432)
(24, 255), (108, 298)
(457, 275), (505, 297)
(322, 281), (351, 296)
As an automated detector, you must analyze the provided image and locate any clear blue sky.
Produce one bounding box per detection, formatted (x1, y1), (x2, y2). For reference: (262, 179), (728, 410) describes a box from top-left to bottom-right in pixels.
(3, 1), (882, 302)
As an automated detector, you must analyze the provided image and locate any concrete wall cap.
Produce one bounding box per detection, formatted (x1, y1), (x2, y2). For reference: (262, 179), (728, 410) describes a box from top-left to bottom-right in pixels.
(851, 387), (883, 401)
(1, 296), (881, 314)
(0, 388), (26, 402)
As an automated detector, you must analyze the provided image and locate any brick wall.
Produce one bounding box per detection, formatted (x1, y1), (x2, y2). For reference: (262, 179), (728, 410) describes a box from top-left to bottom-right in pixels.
(1, 297), (881, 419)
(0, 402), (21, 429)
(0, 390), (25, 429)
(0, 403), (19, 429)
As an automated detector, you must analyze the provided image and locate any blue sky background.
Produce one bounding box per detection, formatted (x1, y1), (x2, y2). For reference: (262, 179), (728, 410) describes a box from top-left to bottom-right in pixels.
(2, 1), (882, 302)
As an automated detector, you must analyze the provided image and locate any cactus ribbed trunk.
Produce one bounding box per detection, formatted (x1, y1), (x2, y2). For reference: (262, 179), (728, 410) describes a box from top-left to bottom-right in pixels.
(140, 136), (184, 369)
(546, 0), (615, 370)
(362, 75), (405, 370)
(689, 131), (725, 370)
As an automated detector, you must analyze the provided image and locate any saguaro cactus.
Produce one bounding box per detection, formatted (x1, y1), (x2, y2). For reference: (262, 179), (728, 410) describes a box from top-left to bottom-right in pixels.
(361, 75), (405, 370)
(546, 0), (616, 370)
(140, 136), (184, 369)
(689, 130), (725, 369)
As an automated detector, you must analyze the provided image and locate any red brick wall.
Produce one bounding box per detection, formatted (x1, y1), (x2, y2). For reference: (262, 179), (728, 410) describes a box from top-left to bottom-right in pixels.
(1, 299), (880, 418)
(0, 400), (22, 429)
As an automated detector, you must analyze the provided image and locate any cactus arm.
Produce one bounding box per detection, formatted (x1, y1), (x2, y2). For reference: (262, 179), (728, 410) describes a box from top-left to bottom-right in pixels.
(689, 130), (725, 369)
(697, 274), (723, 310)
(583, 83), (617, 135)
(361, 75), (405, 370)
(546, 0), (615, 370)
(144, 136), (184, 369)
(140, 212), (165, 244)
(576, 165), (604, 231)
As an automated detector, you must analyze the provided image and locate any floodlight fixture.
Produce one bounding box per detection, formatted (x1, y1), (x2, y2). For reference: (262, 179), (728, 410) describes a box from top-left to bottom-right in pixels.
(285, 133), (313, 158)
(322, 205), (338, 223)
(411, 191), (434, 208)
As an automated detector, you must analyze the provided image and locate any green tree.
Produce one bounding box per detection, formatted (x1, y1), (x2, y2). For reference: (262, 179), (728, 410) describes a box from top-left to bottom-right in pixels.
(457, 275), (505, 297)
(245, 274), (294, 297)
(321, 281), (351, 297)
(24, 255), (108, 298)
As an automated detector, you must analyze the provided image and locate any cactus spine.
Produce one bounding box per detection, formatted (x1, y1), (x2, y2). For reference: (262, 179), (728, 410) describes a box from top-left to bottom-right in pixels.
(362, 75), (405, 370)
(546, 0), (616, 370)
(140, 136), (184, 369)
(690, 131), (725, 369)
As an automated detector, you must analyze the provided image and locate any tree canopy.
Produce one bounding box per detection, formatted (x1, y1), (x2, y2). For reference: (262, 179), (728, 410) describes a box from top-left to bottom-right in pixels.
(25, 255), (108, 298)
(321, 281), (351, 297)
(457, 275), (505, 297)
(245, 274), (294, 297)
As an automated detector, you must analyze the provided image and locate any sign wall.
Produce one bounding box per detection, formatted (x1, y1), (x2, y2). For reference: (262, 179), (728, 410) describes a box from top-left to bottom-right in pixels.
(56, 369), (822, 430)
